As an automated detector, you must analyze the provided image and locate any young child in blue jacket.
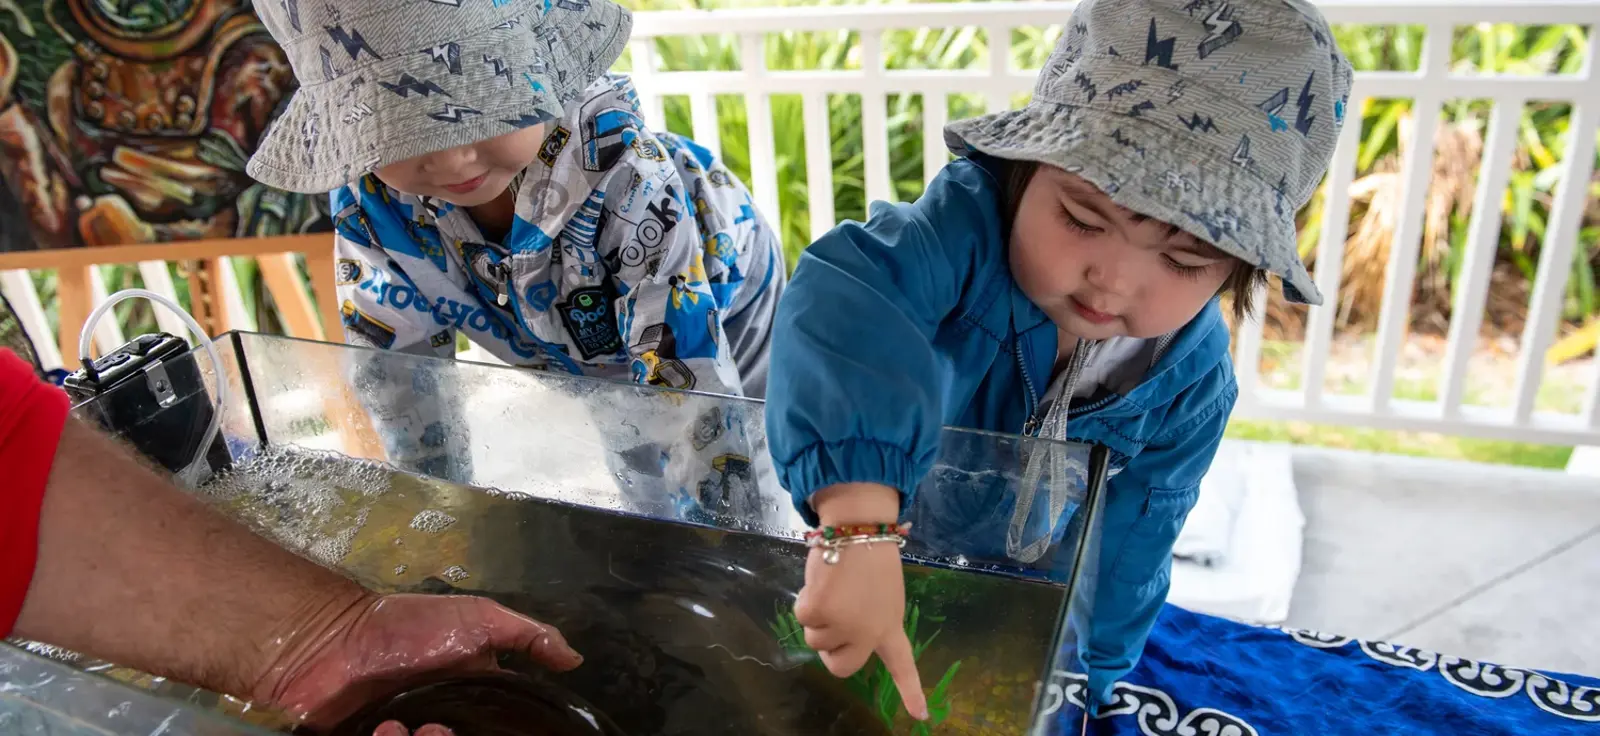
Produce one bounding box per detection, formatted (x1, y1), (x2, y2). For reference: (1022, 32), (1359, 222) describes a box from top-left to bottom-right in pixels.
(764, 0), (1352, 718)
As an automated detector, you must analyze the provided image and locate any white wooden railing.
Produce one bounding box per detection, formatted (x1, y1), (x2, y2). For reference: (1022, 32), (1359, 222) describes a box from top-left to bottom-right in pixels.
(7, 0), (1600, 449)
(631, 0), (1600, 448)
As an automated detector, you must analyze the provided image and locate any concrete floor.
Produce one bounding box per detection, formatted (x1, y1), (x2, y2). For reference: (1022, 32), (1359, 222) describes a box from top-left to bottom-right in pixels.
(1282, 446), (1600, 677)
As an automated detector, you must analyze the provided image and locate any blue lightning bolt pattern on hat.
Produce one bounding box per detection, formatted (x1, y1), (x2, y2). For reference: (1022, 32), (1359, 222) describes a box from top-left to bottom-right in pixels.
(947, 0), (1354, 305)
(247, 0), (632, 192)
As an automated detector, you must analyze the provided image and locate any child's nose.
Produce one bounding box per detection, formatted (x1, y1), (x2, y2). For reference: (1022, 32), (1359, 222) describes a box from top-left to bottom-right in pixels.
(1084, 255), (1133, 297)
(422, 145), (476, 172)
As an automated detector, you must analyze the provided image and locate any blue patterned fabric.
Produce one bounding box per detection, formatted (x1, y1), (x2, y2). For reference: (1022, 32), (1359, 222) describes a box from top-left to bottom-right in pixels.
(1039, 605), (1600, 735)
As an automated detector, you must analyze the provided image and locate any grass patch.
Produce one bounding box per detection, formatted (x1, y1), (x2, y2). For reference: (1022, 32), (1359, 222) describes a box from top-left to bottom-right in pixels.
(1241, 338), (1584, 470)
(1225, 419), (1575, 470)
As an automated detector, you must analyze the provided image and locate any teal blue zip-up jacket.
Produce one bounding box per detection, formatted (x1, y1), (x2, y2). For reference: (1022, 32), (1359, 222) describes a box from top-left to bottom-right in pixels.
(764, 155), (1236, 711)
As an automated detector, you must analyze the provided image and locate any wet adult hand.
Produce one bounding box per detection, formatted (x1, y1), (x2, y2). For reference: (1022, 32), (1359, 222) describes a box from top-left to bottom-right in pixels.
(249, 591), (582, 730)
(793, 482), (928, 721)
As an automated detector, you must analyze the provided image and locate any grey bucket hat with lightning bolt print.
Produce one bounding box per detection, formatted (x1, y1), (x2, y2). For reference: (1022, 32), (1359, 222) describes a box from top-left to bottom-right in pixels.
(247, 0), (631, 194)
(946, 0), (1352, 305)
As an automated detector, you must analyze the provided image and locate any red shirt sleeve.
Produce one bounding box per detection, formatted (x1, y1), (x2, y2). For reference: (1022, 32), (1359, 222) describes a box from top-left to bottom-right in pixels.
(0, 349), (70, 638)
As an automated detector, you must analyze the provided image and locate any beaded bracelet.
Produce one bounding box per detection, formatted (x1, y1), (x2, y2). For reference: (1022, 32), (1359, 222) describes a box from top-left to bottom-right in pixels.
(804, 523), (911, 564)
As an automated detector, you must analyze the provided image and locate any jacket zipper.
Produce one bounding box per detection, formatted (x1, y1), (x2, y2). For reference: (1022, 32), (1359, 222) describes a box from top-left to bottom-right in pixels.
(1068, 392), (1116, 419)
(492, 262), (512, 306)
(1016, 340), (1043, 437)
(1025, 337), (1096, 439)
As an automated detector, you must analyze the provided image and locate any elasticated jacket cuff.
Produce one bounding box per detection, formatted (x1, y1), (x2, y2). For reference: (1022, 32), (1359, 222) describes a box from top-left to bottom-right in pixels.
(777, 439), (922, 526)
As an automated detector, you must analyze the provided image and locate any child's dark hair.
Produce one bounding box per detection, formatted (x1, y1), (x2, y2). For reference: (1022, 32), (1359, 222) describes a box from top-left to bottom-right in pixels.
(995, 159), (1269, 322)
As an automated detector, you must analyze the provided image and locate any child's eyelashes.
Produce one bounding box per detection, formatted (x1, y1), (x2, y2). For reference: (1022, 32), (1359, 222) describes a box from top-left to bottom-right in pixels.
(1058, 208), (1103, 236)
(1055, 204), (1216, 282)
(1162, 255), (1212, 281)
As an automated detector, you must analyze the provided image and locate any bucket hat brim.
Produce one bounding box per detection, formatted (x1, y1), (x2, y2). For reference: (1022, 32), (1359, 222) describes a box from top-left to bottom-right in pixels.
(946, 102), (1324, 306)
(248, 1), (630, 194)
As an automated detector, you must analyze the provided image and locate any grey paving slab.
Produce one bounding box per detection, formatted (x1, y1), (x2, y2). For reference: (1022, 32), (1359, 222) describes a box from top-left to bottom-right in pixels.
(1391, 529), (1600, 676)
(1283, 447), (1600, 669)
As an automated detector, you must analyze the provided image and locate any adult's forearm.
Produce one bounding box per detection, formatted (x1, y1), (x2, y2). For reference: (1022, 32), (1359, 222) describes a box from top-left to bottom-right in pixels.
(12, 418), (366, 699)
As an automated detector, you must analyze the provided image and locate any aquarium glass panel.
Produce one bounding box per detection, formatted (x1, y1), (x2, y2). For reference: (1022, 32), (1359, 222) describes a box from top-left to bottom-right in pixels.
(0, 644), (274, 735)
(6, 332), (1108, 736)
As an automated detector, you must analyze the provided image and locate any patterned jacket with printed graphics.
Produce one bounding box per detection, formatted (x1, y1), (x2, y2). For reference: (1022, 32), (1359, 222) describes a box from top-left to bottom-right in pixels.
(329, 73), (784, 478)
(330, 73), (784, 400)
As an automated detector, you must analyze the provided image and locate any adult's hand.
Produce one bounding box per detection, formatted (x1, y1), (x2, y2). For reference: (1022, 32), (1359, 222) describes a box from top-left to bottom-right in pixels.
(373, 724), (452, 736)
(8, 416), (581, 733)
(252, 592), (581, 729)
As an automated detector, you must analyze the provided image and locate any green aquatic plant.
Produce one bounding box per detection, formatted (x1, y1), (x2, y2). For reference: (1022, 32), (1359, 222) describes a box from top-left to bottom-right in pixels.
(903, 568), (984, 625)
(771, 601), (961, 733)
(771, 605), (808, 655)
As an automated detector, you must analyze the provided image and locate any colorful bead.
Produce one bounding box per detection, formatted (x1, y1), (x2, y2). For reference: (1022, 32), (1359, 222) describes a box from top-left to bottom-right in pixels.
(804, 522), (911, 543)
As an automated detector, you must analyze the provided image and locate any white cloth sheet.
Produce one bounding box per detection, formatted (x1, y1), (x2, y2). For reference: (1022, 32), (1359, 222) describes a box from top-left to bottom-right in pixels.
(1168, 441), (1305, 625)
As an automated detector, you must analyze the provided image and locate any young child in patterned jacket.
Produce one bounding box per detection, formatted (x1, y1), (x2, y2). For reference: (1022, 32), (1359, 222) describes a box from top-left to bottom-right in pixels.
(245, 0), (784, 492)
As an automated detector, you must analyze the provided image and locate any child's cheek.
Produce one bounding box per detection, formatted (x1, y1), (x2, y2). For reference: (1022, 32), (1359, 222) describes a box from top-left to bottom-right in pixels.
(1008, 247), (1059, 305)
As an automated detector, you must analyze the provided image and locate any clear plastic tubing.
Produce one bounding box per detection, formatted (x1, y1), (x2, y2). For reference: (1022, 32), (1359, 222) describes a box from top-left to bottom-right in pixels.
(78, 288), (227, 483)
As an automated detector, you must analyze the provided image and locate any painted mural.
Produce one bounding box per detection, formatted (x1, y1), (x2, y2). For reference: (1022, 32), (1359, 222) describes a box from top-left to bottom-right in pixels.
(0, 0), (329, 252)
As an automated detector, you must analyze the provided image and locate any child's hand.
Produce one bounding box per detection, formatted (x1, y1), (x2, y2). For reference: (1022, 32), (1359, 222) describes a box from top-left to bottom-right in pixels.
(794, 483), (929, 721)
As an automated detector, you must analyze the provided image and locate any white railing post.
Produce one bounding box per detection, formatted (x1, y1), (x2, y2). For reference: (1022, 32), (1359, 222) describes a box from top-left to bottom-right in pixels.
(0, 270), (62, 370)
(629, 39), (668, 132)
(923, 93), (949, 188)
(741, 33), (783, 227)
(1511, 103), (1598, 424)
(689, 93), (723, 163)
(1300, 96), (1364, 406)
(135, 261), (190, 338)
(1583, 27), (1600, 434)
(86, 266), (126, 354)
(986, 24), (1011, 114)
(217, 257), (257, 332)
(1511, 27), (1600, 426)
(1232, 281), (1270, 400)
(1367, 23), (1451, 414)
(1438, 100), (1521, 416)
(802, 91), (837, 237)
(860, 31), (893, 205)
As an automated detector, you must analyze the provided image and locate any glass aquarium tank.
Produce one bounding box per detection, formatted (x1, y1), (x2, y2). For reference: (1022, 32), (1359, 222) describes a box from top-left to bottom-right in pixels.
(3, 333), (1109, 735)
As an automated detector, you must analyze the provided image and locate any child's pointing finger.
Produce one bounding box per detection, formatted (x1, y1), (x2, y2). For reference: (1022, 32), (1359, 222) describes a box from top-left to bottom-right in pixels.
(878, 629), (928, 721)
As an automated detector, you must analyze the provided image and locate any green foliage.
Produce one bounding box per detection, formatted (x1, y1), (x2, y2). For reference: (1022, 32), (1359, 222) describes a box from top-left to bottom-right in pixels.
(621, 0), (1032, 272)
(27, 259), (281, 342)
(1314, 23), (1596, 323)
(619, 3), (1599, 325)
(23, 1), (1594, 355)
(771, 599), (961, 732)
